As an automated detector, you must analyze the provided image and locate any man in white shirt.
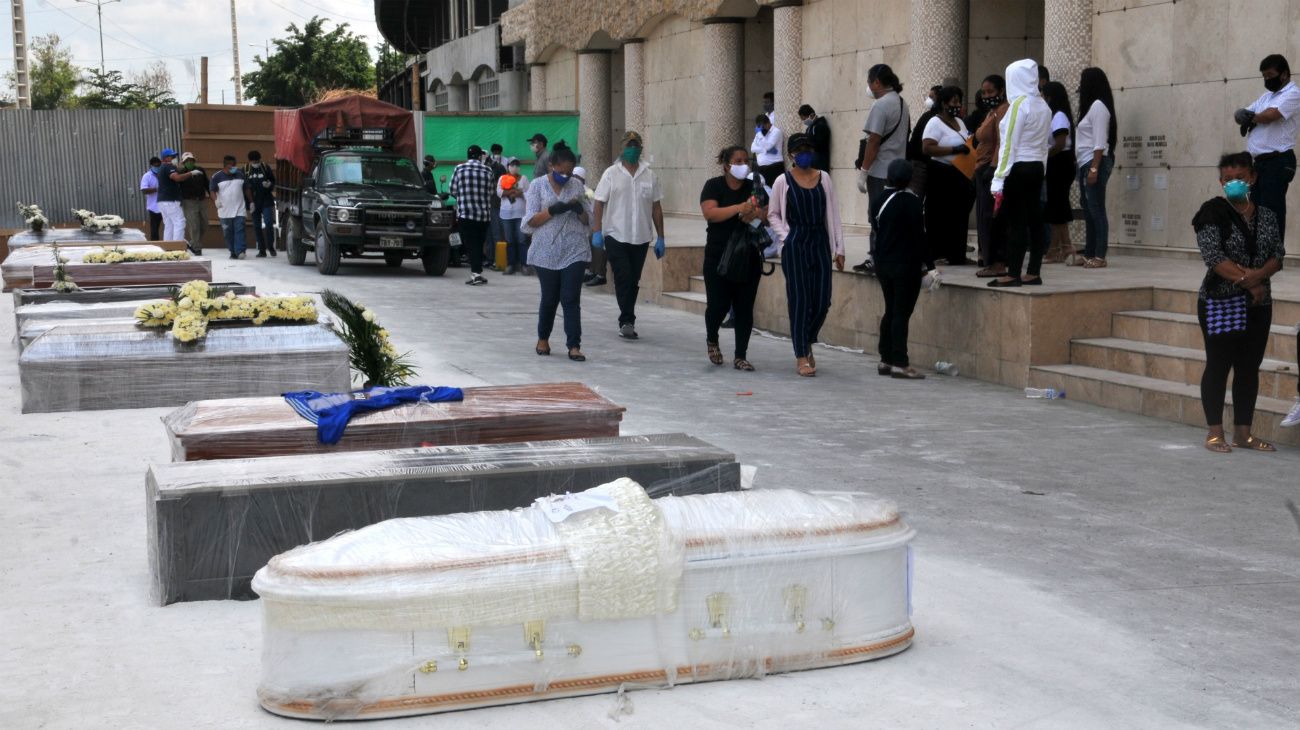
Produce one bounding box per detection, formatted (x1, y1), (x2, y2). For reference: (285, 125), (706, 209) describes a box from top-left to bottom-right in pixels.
(750, 114), (785, 187)
(592, 130), (665, 340)
(208, 154), (250, 259)
(1235, 54), (1300, 240)
(762, 91), (775, 124)
(853, 64), (910, 274)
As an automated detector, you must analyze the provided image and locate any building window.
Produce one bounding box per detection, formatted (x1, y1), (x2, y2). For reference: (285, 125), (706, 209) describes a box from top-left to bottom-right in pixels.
(432, 82), (449, 112)
(477, 71), (499, 110)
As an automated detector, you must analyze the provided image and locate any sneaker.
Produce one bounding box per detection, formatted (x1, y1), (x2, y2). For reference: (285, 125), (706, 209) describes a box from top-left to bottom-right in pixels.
(585, 274), (607, 287)
(464, 273), (488, 286)
(583, 272), (597, 283)
(619, 324), (638, 340)
(229, 253), (237, 260)
(720, 317), (735, 329)
(485, 261), (499, 271)
(503, 265), (516, 275)
(238, 251), (247, 259)
(1282, 396), (1300, 428)
(270, 249), (277, 257)
(852, 259), (875, 276)
(256, 252), (267, 258)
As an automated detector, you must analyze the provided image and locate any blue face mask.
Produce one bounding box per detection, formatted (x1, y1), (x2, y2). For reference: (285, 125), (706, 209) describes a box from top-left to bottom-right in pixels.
(793, 151), (815, 169)
(228, 166), (238, 174)
(1224, 179), (1250, 202)
(150, 166), (161, 175)
(551, 171), (570, 186)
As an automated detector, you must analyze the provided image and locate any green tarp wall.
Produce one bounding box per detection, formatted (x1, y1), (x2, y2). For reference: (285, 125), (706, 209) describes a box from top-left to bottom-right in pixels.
(422, 113), (580, 164)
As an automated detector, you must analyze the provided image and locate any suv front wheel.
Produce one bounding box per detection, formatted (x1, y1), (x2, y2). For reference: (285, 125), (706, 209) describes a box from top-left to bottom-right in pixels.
(315, 227), (341, 275)
(421, 244), (450, 276)
(284, 217), (306, 266)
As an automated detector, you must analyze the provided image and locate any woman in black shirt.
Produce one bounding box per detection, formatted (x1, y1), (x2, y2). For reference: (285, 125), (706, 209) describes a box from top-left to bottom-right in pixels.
(1193, 152), (1285, 453)
(700, 146), (768, 370)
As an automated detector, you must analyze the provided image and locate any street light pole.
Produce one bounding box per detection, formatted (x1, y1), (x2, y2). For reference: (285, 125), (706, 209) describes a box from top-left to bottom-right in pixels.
(230, 0), (242, 104)
(75, 0), (121, 72)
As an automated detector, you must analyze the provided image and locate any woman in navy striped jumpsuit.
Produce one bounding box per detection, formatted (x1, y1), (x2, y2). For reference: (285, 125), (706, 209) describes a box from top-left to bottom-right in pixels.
(769, 133), (846, 376)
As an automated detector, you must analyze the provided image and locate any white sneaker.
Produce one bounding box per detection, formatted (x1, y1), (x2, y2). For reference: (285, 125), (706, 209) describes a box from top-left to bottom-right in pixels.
(1281, 396), (1300, 428)
(465, 274), (488, 286)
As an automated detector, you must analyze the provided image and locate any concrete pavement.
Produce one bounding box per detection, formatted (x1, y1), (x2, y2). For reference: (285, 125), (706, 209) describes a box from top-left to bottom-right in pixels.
(1, 253), (1298, 729)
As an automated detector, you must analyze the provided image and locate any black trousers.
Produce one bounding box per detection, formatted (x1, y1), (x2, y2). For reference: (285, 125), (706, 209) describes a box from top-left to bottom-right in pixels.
(605, 236), (649, 326)
(1252, 150), (1295, 243)
(703, 253), (760, 360)
(458, 218), (489, 274)
(878, 272), (922, 367)
(1199, 301), (1272, 427)
(926, 161), (975, 264)
(148, 210), (163, 241)
(999, 162), (1046, 279)
(758, 161), (786, 186)
(866, 175), (887, 257)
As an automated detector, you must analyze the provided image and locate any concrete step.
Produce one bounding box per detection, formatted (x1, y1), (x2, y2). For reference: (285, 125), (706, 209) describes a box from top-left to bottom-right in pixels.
(1153, 288), (1300, 323)
(689, 275), (706, 295)
(1071, 337), (1298, 401)
(661, 290), (708, 316)
(1028, 364), (1300, 446)
(1112, 310), (1297, 362)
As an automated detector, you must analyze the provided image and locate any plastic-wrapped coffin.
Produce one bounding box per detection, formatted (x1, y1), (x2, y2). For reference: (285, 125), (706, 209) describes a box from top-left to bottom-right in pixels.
(12, 282), (255, 309)
(253, 481), (915, 721)
(162, 382), (627, 461)
(147, 434), (741, 605)
(1, 242), (192, 291)
(30, 258), (213, 289)
(19, 321), (351, 413)
(7, 227), (147, 252)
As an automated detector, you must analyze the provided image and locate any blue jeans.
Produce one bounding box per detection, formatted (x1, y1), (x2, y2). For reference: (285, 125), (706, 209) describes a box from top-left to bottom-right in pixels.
(501, 217), (525, 268)
(536, 260), (586, 349)
(1077, 156), (1113, 259)
(220, 216), (246, 256)
(251, 205), (275, 253)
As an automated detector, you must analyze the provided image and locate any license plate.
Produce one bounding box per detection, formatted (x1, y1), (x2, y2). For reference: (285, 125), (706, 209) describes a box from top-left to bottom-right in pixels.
(449, 233), (462, 247)
(378, 237), (404, 248)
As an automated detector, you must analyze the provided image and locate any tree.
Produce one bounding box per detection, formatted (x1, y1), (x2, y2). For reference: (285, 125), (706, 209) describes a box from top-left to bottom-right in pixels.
(375, 42), (409, 91)
(130, 61), (175, 102)
(242, 17), (373, 106)
(78, 68), (178, 109)
(12, 34), (80, 109)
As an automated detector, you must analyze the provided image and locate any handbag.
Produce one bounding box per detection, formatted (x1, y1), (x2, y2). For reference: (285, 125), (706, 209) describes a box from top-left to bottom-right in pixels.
(717, 224), (768, 284)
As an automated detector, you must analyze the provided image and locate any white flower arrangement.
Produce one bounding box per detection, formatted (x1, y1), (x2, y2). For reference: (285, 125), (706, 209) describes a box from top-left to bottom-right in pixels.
(49, 250), (78, 292)
(72, 208), (125, 233)
(133, 280), (318, 343)
(17, 202), (48, 231)
(83, 246), (191, 264)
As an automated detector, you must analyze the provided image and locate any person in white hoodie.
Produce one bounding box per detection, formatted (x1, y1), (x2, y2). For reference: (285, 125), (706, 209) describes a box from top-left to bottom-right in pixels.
(988, 59), (1052, 288)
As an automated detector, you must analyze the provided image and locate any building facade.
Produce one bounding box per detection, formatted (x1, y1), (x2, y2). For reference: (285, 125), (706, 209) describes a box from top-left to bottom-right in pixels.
(496, 0), (1300, 255)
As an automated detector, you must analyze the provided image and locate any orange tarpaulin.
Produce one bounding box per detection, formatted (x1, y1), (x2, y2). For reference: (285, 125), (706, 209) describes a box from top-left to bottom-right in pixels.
(274, 95), (418, 173)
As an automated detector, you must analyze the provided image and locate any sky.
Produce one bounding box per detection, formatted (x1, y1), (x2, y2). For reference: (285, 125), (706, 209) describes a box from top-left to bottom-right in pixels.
(2, 0), (383, 105)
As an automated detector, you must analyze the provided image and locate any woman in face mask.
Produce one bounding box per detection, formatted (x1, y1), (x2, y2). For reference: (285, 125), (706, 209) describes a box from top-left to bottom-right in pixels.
(521, 141), (591, 361)
(1192, 152), (1285, 453)
(769, 134), (846, 377)
(699, 146), (768, 371)
(920, 85), (975, 266)
(497, 157), (530, 275)
(972, 74), (1009, 277)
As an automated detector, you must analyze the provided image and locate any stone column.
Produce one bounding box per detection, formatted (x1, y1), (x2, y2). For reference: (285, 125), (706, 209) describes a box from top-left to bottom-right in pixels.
(1044, 0), (1094, 107)
(908, 0), (968, 107)
(623, 39), (646, 135)
(772, 2), (803, 135)
(529, 64), (547, 110)
(447, 83), (469, 112)
(704, 19), (745, 154)
(578, 50), (613, 175)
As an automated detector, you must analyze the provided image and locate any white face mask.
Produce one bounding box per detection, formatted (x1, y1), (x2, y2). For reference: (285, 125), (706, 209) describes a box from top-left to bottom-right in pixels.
(729, 163), (751, 180)
(923, 97), (935, 111)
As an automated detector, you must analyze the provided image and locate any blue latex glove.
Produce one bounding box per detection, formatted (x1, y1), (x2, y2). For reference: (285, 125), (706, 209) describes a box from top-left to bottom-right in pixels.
(654, 236), (665, 259)
(591, 231), (604, 249)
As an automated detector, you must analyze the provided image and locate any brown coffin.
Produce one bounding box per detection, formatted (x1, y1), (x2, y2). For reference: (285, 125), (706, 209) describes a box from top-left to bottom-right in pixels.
(31, 258), (213, 289)
(163, 382), (626, 461)
(1, 241), (191, 291)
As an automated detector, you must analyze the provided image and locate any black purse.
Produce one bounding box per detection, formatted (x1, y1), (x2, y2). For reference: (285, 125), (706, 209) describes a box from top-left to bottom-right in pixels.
(716, 224), (769, 283)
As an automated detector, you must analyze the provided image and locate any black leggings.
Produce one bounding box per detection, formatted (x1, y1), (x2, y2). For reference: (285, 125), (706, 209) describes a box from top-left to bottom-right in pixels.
(1199, 301), (1272, 427)
(1000, 161), (1046, 279)
(878, 273), (922, 367)
(704, 253), (759, 360)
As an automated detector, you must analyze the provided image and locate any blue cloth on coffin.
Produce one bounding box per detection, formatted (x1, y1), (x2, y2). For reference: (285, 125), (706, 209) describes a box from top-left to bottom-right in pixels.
(283, 386), (465, 445)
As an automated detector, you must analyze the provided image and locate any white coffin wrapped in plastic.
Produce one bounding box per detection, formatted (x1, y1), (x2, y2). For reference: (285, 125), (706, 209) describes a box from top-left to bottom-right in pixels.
(253, 480), (915, 720)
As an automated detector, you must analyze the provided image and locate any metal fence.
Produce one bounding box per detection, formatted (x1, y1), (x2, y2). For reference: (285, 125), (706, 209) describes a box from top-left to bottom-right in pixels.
(0, 108), (184, 229)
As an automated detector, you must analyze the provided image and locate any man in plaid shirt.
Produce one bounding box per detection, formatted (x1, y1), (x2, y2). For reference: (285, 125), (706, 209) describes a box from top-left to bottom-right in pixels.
(451, 144), (496, 285)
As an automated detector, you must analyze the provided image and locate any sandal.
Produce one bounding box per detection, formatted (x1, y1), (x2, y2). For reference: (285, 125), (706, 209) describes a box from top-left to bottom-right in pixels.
(976, 266), (1007, 278)
(1083, 257), (1108, 269)
(1070, 256), (1090, 267)
(796, 358), (816, 377)
(707, 341), (724, 366)
(1204, 434), (1232, 453)
(1232, 435), (1276, 452)
(733, 358), (755, 372)
(808, 353), (816, 369)
(877, 362), (893, 376)
(890, 366), (926, 380)
(536, 340), (551, 356)
(568, 348), (586, 362)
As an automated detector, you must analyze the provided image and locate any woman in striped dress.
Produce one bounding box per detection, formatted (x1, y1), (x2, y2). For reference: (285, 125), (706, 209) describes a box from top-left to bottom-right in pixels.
(769, 133), (846, 376)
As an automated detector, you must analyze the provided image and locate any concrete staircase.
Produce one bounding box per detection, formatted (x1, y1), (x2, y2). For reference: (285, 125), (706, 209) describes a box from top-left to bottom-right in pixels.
(1029, 290), (1300, 445)
(661, 275), (710, 316)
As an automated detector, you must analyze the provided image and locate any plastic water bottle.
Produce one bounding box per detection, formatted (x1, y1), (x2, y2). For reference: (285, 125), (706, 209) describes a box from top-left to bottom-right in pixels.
(1024, 388), (1066, 400)
(935, 361), (959, 376)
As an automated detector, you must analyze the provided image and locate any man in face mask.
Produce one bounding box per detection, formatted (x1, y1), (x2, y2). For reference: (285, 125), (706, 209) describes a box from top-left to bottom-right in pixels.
(591, 130), (665, 340)
(140, 156), (163, 241)
(421, 155), (439, 195)
(484, 144), (508, 271)
(208, 154), (249, 259)
(1234, 54), (1300, 240)
(177, 152), (210, 254)
(244, 150), (277, 257)
(527, 133), (550, 180)
(762, 90), (775, 124)
(798, 104), (832, 173)
(751, 113), (786, 185)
